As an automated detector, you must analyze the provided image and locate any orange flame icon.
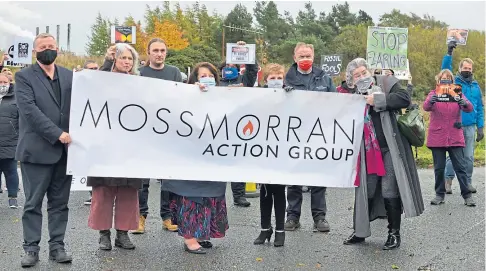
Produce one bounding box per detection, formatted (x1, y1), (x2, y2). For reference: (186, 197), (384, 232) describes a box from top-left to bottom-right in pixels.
(243, 120), (254, 136)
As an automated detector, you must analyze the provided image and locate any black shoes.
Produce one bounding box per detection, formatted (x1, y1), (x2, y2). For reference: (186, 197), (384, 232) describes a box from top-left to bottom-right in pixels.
(314, 219), (330, 232)
(234, 197), (251, 207)
(99, 230), (112, 250)
(49, 248), (72, 263)
(184, 244), (206, 254)
(254, 228), (274, 245)
(274, 231), (285, 247)
(343, 232), (365, 245)
(115, 230), (135, 249)
(21, 251), (39, 268)
(383, 229), (401, 250)
(198, 241), (213, 249)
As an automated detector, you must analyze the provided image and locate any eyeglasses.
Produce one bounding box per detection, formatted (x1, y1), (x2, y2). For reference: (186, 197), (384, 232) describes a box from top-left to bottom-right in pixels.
(88, 67), (98, 70)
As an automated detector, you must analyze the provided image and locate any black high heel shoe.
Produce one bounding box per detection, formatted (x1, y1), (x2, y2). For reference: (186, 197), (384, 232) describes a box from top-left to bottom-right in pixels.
(274, 231), (285, 247)
(184, 243), (206, 254)
(254, 228), (274, 245)
(343, 232), (365, 245)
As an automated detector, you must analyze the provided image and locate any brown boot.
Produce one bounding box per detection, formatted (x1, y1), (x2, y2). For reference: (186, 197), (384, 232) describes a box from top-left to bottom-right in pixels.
(445, 178), (452, 194)
(131, 215), (146, 234)
(163, 219), (178, 232)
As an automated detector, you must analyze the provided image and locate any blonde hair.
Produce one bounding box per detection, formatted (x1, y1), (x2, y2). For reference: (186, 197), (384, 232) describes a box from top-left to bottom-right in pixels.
(263, 63), (285, 81)
(459, 58), (474, 69)
(114, 43), (140, 75)
(34, 33), (56, 47)
(435, 69), (454, 84)
(294, 42), (314, 54)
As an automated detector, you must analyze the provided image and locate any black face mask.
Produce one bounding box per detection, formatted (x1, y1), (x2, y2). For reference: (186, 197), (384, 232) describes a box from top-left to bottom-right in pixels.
(36, 49), (57, 65)
(461, 70), (472, 79)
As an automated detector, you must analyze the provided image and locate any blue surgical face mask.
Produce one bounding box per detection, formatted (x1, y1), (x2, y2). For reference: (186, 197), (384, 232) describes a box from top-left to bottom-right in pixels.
(223, 67), (239, 80)
(199, 77), (216, 87)
(267, 79), (284, 89)
(440, 79), (452, 85)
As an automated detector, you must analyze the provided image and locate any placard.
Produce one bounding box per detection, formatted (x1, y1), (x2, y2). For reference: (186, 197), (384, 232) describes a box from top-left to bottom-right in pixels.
(111, 26), (137, 44)
(67, 70), (366, 188)
(320, 55), (342, 77)
(366, 26), (408, 71)
(71, 176), (91, 191)
(226, 43), (256, 65)
(446, 29), (469, 45)
(12, 36), (33, 65)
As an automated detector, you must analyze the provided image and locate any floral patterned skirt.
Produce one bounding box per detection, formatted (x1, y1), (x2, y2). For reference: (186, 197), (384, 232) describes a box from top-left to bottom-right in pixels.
(170, 195), (229, 240)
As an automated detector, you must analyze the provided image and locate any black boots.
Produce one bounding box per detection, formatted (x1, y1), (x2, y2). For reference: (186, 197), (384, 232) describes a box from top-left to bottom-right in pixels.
(254, 228), (285, 247)
(99, 230), (112, 250)
(21, 251), (39, 267)
(383, 198), (402, 250)
(254, 228), (273, 245)
(115, 230), (136, 249)
(274, 231), (285, 247)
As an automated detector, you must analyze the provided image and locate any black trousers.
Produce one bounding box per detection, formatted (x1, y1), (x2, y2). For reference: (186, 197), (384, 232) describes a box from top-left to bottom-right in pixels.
(231, 182), (246, 200)
(431, 147), (472, 199)
(260, 184), (286, 231)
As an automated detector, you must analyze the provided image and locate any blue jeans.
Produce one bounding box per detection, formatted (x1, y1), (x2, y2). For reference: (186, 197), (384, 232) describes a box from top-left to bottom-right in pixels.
(445, 125), (475, 185)
(0, 158), (19, 198)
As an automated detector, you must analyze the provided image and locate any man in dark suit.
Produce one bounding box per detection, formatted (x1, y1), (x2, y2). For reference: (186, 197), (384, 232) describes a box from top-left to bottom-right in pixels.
(15, 33), (73, 268)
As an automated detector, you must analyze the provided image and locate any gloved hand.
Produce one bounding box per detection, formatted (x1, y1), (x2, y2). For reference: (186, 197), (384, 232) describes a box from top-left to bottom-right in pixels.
(447, 41), (457, 55)
(456, 97), (467, 107)
(284, 86), (294, 92)
(429, 94), (438, 104)
(476, 128), (484, 142)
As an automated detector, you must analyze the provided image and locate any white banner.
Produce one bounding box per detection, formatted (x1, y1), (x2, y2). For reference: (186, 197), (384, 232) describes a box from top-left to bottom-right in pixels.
(71, 175), (91, 191)
(67, 70), (366, 188)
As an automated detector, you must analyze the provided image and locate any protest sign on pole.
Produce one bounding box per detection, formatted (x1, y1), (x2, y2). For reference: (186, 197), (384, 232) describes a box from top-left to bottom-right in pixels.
(110, 26), (137, 44)
(366, 26), (408, 71)
(446, 29), (469, 45)
(320, 55), (343, 77)
(393, 59), (410, 81)
(226, 43), (256, 64)
(67, 70), (366, 188)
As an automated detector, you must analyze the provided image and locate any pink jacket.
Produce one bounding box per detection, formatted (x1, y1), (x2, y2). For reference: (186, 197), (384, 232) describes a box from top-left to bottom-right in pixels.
(423, 90), (473, 148)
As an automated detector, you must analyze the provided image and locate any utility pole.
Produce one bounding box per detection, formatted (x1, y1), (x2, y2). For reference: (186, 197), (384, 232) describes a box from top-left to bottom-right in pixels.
(221, 24), (263, 61)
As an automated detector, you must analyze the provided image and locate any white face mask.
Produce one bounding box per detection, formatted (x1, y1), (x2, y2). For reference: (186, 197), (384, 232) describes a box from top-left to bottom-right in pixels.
(0, 85), (9, 96)
(267, 79), (284, 89)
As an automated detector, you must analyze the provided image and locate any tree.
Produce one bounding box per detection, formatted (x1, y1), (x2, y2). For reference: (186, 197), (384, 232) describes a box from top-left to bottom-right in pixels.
(223, 4), (254, 43)
(379, 9), (448, 29)
(147, 20), (189, 51)
(295, 3), (334, 44)
(123, 16), (147, 55)
(357, 10), (373, 26)
(326, 2), (357, 34)
(254, 1), (291, 45)
(85, 13), (111, 56)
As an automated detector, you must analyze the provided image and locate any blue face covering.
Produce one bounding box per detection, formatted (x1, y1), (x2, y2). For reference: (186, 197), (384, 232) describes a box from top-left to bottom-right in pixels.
(439, 79), (452, 85)
(199, 77), (216, 86)
(223, 67), (239, 80)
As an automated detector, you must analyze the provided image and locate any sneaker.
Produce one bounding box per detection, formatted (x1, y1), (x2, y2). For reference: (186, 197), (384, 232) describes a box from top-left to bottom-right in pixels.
(284, 219), (300, 231)
(464, 197), (476, 207)
(162, 219), (178, 232)
(234, 197), (251, 207)
(430, 196), (445, 205)
(131, 215), (146, 234)
(314, 219), (330, 232)
(8, 198), (18, 209)
(445, 178), (453, 194)
(83, 198), (92, 205)
(467, 184), (477, 193)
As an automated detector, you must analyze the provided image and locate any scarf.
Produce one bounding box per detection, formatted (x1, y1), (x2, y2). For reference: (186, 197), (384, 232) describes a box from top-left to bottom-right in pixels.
(354, 105), (386, 186)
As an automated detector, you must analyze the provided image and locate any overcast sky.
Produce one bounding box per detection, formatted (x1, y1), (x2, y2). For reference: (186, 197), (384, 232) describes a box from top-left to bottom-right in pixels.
(0, 1), (484, 55)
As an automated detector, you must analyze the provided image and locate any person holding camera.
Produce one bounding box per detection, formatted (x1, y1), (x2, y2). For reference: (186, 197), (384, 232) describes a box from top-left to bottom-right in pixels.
(424, 69), (476, 207)
(442, 42), (484, 194)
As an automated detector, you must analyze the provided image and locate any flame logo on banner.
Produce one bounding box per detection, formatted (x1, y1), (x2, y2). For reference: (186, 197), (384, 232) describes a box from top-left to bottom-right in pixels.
(243, 120), (254, 136)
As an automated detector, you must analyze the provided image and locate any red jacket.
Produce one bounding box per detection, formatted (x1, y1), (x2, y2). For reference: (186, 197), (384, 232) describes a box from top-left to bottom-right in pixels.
(423, 90), (473, 148)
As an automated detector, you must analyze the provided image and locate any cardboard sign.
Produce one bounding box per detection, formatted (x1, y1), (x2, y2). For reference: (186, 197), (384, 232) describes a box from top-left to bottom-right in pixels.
(71, 176), (91, 191)
(111, 26), (136, 44)
(436, 84), (462, 102)
(366, 27), (408, 71)
(446, 29), (468, 45)
(320, 55), (342, 77)
(393, 59), (410, 81)
(226, 43), (256, 65)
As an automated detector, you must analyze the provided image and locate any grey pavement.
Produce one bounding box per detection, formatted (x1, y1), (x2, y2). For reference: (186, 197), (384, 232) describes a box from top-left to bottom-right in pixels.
(0, 168), (484, 271)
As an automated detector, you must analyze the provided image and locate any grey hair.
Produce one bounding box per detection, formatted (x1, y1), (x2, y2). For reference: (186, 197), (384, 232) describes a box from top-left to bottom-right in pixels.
(114, 43), (140, 75)
(345, 58), (369, 87)
(34, 33), (56, 47)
